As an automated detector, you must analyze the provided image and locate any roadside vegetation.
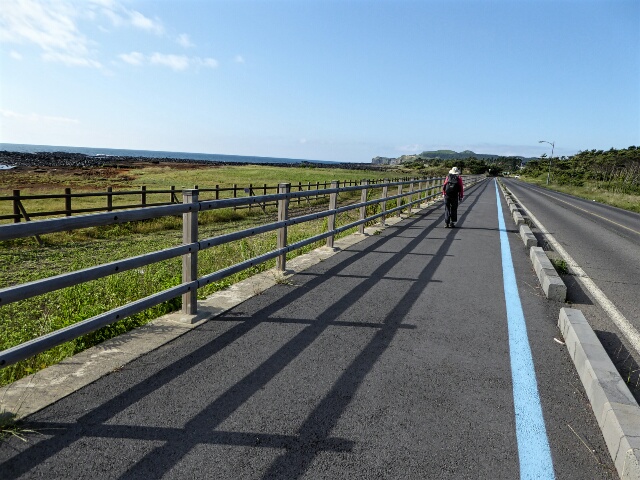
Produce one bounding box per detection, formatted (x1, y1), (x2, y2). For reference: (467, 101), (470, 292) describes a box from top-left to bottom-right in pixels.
(0, 162), (432, 386)
(518, 146), (640, 213)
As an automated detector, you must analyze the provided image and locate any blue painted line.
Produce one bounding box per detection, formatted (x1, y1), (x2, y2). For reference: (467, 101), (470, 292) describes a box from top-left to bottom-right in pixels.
(494, 180), (555, 479)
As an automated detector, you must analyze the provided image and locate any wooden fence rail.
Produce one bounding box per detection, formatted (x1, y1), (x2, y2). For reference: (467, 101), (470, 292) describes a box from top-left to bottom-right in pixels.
(0, 178), (413, 223)
(0, 176), (484, 368)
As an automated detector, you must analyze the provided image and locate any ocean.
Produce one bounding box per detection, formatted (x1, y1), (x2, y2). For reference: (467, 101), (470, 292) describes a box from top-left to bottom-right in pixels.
(0, 143), (341, 169)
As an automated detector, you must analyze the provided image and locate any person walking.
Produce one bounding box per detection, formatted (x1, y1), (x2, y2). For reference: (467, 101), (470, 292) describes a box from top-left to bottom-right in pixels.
(442, 166), (464, 228)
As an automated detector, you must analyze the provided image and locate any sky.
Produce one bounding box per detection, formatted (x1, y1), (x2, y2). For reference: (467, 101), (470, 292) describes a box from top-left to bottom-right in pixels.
(0, 0), (639, 163)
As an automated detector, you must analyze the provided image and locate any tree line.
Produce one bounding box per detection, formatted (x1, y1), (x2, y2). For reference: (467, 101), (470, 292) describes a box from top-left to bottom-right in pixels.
(404, 146), (639, 195)
(521, 146), (639, 194)
(405, 156), (523, 176)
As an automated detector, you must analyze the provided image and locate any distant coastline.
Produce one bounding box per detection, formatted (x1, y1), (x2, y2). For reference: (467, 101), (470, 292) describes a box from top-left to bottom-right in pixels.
(0, 143), (340, 167)
(0, 143), (381, 171)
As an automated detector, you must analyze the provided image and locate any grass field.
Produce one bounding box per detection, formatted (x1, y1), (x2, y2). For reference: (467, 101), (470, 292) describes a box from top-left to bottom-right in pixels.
(0, 162), (437, 386)
(0, 163), (423, 221)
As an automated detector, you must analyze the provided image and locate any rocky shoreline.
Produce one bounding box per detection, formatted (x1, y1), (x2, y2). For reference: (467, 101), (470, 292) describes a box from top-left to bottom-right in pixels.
(0, 150), (382, 171)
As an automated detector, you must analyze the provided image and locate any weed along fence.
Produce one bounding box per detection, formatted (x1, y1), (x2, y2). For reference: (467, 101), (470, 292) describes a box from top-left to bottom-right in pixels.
(0, 175), (481, 370)
(0, 178), (413, 224)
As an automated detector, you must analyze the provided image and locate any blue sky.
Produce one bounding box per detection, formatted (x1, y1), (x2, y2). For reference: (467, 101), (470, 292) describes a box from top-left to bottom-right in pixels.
(1, 0), (638, 162)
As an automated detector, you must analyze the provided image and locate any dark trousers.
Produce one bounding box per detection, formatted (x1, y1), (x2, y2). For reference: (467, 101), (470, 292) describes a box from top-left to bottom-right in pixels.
(444, 195), (459, 224)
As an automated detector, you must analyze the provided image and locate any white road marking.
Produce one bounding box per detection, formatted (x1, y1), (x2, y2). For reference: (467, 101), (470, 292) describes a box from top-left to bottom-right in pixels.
(508, 186), (640, 357)
(521, 185), (640, 235)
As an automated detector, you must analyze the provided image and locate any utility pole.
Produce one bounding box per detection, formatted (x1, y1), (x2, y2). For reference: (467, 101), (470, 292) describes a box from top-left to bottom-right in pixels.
(539, 140), (555, 185)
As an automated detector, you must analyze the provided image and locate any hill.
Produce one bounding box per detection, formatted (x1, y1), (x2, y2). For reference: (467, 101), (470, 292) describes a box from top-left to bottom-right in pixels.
(372, 150), (536, 165)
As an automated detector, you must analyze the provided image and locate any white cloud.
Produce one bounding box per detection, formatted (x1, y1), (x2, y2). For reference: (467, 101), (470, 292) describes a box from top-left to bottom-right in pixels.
(128, 10), (163, 35)
(199, 57), (218, 68)
(150, 52), (190, 71)
(0, 0), (94, 59)
(119, 52), (218, 71)
(177, 33), (194, 48)
(0, 0), (167, 68)
(119, 51), (144, 66)
(1, 109), (79, 124)
(42, 51), (102, 68)
(95, 1), (163, 35)
(1, 0), (219, 73)
(234, 55), (245, 64)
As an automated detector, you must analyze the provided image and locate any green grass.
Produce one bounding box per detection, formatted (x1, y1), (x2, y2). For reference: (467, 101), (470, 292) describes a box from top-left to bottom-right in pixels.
(0, 164), (431, 386)
(550, 258), (569, 275)
(0, 164), (404, 221)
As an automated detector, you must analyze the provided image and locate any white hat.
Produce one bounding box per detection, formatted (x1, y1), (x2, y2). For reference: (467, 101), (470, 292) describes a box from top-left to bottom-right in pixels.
(449, 167), (460, 175)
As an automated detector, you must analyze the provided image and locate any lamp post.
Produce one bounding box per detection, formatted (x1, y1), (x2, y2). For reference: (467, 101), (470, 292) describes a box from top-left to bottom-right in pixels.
(539, 140), (555, 185)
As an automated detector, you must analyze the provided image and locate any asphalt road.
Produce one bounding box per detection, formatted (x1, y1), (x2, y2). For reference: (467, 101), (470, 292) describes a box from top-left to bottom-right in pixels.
(0, 179), (617, 479)
(503, 179), (640, 375)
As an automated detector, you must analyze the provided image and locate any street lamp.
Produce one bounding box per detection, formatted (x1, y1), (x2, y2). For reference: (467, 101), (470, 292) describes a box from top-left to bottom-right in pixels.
(539, 140), (555, 185)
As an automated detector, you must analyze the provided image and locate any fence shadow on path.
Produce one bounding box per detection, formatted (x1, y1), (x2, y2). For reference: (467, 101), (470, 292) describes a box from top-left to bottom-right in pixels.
(1, 182), (489, 480)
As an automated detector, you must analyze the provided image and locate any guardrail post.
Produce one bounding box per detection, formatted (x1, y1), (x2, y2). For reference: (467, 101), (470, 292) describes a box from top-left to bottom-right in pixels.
(326, 181), (338, 248)
(65, 188), (72, 216)
(381, 180), (389, 226)
(418, 180), (423, 203)
(13, 190), (20, 223)
(182, 189), (199, 315)
(107, 187), (113, 211)
(397, 183), (403, 217)
(358, 179), (368, 234)
(141, 186), (147, 207)
(407, 179), (414, 214)
(277, 183), (290, 271)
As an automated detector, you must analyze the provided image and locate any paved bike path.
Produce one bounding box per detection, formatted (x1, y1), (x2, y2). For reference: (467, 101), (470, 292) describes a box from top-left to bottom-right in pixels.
(0, 179), (616, 479)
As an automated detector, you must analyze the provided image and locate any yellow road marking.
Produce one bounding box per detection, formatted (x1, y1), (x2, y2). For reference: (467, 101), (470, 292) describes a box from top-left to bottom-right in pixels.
(525, 186), (640, 235)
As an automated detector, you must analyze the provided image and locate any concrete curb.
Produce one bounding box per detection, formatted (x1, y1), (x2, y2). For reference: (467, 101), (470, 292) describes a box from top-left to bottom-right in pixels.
(497, 181), (570, 302)
(519, 224), (537, 248)
(559, 307), (640, 480)
(513, 210), (525, 226)
(530, 246), (567, 302)
(502, 179), (640, 478)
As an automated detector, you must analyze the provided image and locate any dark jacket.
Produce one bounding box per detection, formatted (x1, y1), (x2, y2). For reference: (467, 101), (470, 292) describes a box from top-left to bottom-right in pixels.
(442, 174), (464, 199)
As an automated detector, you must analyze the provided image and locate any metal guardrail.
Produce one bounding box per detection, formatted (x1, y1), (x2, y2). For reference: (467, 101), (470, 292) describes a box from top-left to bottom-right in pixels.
(0, 176), (484, 367)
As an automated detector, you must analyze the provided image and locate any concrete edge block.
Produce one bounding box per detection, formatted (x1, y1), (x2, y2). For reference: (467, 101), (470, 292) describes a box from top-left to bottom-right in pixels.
(542, 274), (567, 301)
(530, 246), (544, 278)
(532, 248), (555, 270)
(601, 402), (640, 479)
(513, 213), (525, 226)
(572, 344), (635, 425)
(519, 224), (537, 248)
(530, 247), (565, 300)
(622, 447), (640, 480)
(558, 308), (640, 480)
